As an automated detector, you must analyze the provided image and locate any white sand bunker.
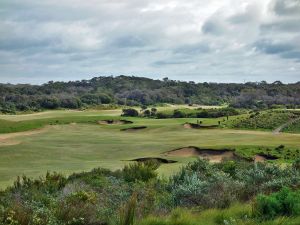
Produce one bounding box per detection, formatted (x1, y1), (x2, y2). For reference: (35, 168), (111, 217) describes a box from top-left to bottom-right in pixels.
(164, 146), (239, 163)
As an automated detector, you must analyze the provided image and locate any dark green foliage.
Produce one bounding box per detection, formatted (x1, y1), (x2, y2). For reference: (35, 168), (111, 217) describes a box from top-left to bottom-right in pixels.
(253, 187), (300, 220)
(56, 190), (99, 225)
(1, 76), (300, 113)
(143, 109), (151, 117)
(142, 108), (240, 119)
(173, 109), (186, 118)
(293, 158), (300, 170)
(123, 161), (159, 182)
(122, 108), (139, 117)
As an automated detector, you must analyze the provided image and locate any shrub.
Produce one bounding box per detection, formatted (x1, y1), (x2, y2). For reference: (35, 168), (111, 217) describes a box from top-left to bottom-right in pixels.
(253, 187), (300, 220)
(123, 161), (159, 183)
(118, 193), (137, 225)
(292, 158), (300, 170)
(173, 110), (186, 118)
(122, 108), (139, 117)
(55, 190), (99, 225)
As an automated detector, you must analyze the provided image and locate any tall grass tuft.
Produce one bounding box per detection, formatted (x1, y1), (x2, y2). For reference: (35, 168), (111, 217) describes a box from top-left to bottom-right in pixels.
(119, 193), (137, 225)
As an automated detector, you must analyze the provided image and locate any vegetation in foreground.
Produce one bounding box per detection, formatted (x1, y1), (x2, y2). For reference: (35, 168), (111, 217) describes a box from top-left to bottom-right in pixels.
(0, 158), (299, 225)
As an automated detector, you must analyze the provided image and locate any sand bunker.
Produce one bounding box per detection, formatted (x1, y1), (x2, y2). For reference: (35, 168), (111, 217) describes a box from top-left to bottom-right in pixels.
(254, 153), (279, 162)
(121, 126), (147, 131)
(129, 157), (177, 164)
(98, 119), (133, 125)
(183, 123), (219, 129)
(164, 146), (239, 163)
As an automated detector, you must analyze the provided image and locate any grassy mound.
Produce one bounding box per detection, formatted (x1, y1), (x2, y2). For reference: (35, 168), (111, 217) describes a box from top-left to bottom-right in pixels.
(231, 111), (298, 131)
(283, 119), (300, 133)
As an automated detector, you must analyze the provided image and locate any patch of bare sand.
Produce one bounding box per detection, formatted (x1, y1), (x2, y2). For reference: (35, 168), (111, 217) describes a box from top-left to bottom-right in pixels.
(183, 123), (193, 129)
(164, 146), (237, 163)
(254, 153), (278, 162)
(0, 128), (48, 146)
(254, 155), (266, 162)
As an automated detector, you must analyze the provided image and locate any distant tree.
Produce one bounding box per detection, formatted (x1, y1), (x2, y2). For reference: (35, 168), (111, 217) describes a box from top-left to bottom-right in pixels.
(80, 94), (100, 105)
(122, 108), (139, 117)
(141, 105), (147, 111)
(39, 97), (60, 109)
(173, 110), (185, 118)
(143, 109), (151, 117)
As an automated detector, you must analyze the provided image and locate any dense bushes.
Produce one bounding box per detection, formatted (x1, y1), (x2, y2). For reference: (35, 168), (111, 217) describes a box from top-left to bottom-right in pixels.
(253, 187), (300, 220)
(123, 161), (159, 182)
(122, 108), (139, 117)
(1, 76), (300, 113)
(164, 108), (240, 119)
(0, 159), (299, 225)
(124, 107), (240, 119)
(169, 159), (300, 208)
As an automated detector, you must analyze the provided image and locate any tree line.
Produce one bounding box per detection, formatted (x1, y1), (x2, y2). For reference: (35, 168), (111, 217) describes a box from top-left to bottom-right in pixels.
(1, 75), (300, 113)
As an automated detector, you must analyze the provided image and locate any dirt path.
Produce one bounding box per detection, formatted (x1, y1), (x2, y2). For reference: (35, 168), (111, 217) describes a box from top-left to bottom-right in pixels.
(273, 117), (300, 134)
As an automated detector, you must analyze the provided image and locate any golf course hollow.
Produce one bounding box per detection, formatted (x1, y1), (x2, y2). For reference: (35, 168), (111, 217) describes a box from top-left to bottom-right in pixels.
(129, 157), (177, 164)
(164, 146), (240, 162)
(254, 153), (279, 162)
(120, 126), (147, 131)
(97, 119), (133, 125)
(183, 122), (219, 129)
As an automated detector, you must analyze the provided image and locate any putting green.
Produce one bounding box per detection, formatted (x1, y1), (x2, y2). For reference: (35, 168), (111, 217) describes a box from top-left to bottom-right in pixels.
(0, 114), (300, 188)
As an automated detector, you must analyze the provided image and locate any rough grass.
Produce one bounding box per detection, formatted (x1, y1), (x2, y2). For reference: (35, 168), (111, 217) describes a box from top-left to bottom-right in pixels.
(140, 203), (300, 225)
(283, 120), (300, 133)
(231, 111), (297, 131)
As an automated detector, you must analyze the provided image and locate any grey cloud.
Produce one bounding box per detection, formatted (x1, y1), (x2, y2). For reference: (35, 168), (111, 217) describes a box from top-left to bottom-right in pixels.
(281, 50), (300, 60)
(261, 18), (300, 32)
(272, 0), (300, 16)
(228, 4), (261, 24)
(255, 39), (293, 54)
(173, 43), (210, 55)
(202, 18), (226, 35)
(254, 39), (300, 60)
(110, 36), (148, 48)
(152, 59), (193, 66)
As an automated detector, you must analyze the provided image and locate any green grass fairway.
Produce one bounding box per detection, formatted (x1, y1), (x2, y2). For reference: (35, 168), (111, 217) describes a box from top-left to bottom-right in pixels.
(1, 111), (300, 188)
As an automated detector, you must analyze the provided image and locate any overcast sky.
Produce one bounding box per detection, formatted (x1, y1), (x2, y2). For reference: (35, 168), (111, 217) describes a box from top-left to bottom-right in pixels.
(0, 0), (299, 84)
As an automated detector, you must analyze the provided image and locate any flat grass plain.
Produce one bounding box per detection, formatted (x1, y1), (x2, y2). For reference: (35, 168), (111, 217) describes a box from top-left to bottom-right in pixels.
(0, 107), (300, 188)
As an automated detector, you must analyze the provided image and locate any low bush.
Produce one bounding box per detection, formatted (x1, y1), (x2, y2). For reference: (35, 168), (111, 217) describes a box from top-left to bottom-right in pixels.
(122, 108), (139, 117)
(55, 190), (99, 225)
(123, 161), (159, 183)
(0, 158), (299, 225)
(253, 187), (300, 220)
